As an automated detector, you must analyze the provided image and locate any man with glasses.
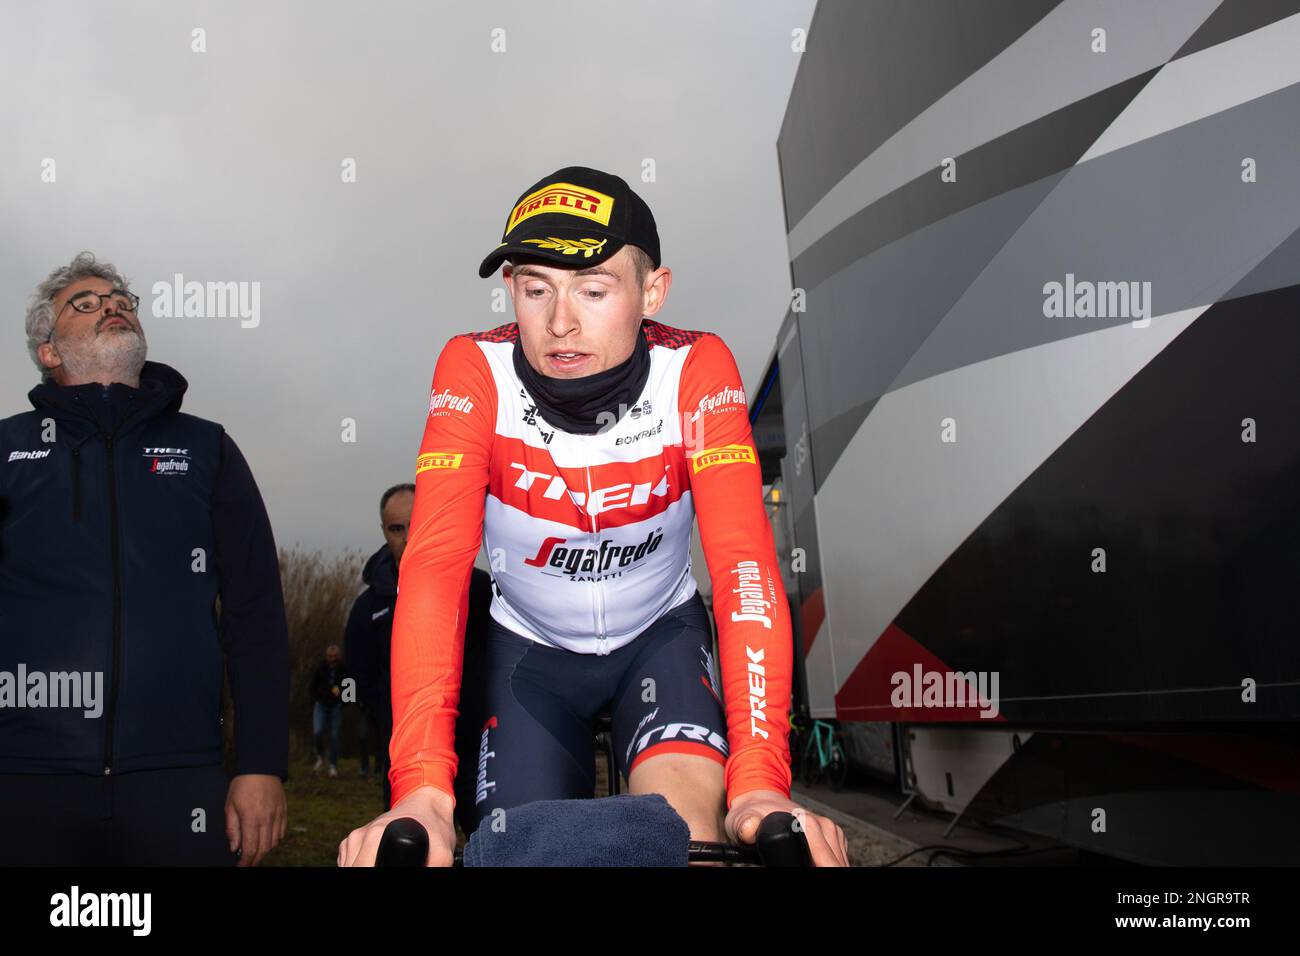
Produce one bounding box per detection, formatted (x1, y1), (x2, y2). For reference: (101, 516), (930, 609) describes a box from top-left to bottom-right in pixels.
(0, 252), (290, 866)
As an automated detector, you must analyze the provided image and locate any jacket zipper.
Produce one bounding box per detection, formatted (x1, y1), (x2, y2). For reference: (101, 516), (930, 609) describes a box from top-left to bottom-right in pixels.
(102, 435), (123, 775)
(71, 447), (82, 521)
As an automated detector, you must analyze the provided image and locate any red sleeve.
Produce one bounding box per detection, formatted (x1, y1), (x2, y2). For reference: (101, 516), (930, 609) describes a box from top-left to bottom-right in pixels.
(677, 333), (793, 808)
(388, 335), (496, 808)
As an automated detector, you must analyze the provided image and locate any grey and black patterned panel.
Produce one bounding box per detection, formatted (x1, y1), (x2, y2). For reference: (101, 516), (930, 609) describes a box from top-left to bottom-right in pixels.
(777, 0), (1300, 722)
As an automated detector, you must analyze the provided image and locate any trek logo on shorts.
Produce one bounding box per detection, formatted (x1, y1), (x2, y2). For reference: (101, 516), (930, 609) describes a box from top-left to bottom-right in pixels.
(506, 183), (614, 233)
(476, 716), (498, 805)
(416, 452), (464, 474)
(631, 722), (729, 762)
(690, 444), (756, 474)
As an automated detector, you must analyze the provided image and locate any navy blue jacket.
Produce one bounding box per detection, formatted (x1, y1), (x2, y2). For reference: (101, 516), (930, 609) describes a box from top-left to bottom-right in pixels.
(343, 545), (399, 732)
(0, 362), (288, 778)
(344, 548), (494, 738)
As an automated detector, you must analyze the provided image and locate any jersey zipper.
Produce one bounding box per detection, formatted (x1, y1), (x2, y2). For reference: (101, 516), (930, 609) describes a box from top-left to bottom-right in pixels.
(584, 463), (608, 655)
(102, 435), (123, 775)
(595, 557), (607, 655)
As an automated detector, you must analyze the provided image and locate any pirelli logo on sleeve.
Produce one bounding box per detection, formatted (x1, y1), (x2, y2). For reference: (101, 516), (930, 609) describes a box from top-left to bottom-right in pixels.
(690, 444), (756, 474)
(416, 452), (464, 474)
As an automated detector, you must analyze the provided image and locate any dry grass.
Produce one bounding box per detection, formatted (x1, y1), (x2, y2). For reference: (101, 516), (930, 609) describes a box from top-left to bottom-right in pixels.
(278, 545), (367, 751)
(222, 545), (368, 768)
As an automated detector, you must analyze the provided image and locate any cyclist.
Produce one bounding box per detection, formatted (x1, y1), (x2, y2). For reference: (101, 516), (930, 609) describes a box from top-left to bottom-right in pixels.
(339, 167), (848, 866)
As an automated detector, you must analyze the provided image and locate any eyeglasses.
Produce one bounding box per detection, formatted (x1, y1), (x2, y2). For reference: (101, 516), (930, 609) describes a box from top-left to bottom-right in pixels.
(47, 289), (141, 344)
(62, 289), (140, 316)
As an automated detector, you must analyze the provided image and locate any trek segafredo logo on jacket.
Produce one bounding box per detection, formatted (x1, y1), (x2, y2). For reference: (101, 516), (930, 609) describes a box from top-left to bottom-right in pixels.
(142, 446), (190, 477)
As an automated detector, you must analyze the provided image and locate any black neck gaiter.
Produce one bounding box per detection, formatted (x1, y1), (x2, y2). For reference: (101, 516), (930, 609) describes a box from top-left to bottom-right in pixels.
(512, 324), (651, 435)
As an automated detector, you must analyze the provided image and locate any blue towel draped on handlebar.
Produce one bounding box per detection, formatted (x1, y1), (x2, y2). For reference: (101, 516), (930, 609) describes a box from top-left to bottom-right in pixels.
(462, 794), (690, 867)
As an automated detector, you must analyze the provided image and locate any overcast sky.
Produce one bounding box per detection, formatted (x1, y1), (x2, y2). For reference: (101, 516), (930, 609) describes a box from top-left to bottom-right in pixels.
(0, 0), (815, 563)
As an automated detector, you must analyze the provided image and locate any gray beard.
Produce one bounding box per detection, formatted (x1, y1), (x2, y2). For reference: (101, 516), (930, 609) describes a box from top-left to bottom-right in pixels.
(56, 327), (149, 385)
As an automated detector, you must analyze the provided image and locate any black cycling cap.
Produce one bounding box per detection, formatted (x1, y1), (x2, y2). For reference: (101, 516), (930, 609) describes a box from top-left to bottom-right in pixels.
(478, 166), (660, 279)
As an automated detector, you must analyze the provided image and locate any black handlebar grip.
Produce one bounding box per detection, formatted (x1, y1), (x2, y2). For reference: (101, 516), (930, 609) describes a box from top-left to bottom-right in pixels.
(375, 817), (430, 868)
(755, 811), (814, 867)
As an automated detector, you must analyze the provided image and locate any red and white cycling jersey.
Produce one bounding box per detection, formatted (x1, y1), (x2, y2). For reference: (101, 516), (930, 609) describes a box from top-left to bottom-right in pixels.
(388, 318), (793, 809)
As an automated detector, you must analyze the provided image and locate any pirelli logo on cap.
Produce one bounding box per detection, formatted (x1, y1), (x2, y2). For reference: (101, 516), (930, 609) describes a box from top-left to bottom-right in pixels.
(416, 452), (464, 474)
(507, 183), (614, 234)
(690, 444), (756, 474)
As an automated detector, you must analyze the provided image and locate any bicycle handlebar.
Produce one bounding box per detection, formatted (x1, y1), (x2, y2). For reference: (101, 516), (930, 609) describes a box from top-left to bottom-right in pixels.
(687, 811), (814, 866)
(375, 816), (433, 867)
(374, 809), (814, 867)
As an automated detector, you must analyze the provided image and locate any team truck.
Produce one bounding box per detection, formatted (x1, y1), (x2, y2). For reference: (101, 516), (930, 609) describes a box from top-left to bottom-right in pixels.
(751, 0), (1300, 865)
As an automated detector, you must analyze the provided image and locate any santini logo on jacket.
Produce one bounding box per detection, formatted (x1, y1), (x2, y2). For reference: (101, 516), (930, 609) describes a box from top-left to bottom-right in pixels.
(7, 449), (52, 462)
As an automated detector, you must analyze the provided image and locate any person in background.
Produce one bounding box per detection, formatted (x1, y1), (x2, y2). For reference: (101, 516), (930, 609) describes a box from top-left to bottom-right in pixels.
(311, 644), (347, 777)
(0, 252), (289, 866)
(346, 482), (494, 811)
(345, 484), (411, 807)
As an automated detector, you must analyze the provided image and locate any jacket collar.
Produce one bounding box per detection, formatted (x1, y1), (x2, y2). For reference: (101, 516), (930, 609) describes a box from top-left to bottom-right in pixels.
(362, 544), (399, 599)
(27, 361), (188, 435)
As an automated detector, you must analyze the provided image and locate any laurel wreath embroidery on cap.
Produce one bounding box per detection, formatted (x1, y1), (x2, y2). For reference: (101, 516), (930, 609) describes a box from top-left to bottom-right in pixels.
(521, 237), (608, 258)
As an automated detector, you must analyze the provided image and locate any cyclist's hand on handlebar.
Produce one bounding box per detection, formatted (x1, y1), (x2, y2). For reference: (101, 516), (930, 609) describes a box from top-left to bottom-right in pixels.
(725, 789), (849, 867)
(337, 786), (457, 867)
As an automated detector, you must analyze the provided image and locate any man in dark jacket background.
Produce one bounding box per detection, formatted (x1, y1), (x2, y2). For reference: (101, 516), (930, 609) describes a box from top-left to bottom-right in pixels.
(344, 489), (402, 807)
(345, 482), (494, 815)
(0, 252), (290, 866)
